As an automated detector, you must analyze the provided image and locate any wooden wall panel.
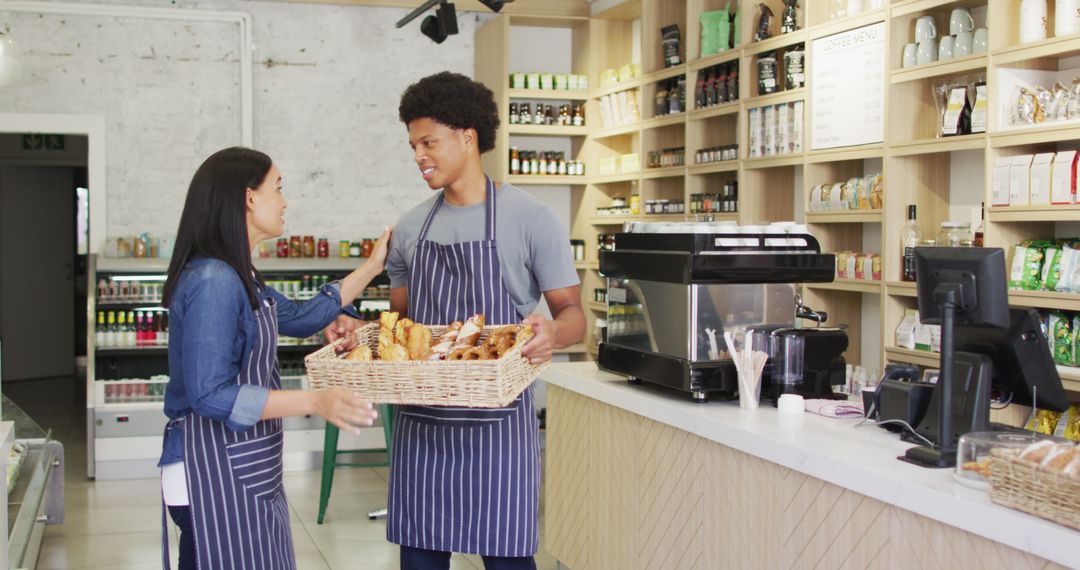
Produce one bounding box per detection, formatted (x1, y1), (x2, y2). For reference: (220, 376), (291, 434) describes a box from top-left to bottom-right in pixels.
(545, 387), (1066, 570)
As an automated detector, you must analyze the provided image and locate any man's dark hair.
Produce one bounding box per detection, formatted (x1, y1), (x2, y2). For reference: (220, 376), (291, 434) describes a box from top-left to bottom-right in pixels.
(399, 71), (500, 153)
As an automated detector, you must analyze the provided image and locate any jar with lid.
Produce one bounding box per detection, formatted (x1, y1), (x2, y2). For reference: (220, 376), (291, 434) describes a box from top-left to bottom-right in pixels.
(936, 222), (972, 247)
(289, 236), (303, 258)
(317, 238), (329, 258)
(630, 194), (640, 215)
(349, 241), (362, 257)
(339, 239), (351, 258)
(509, 102), (519, 124)
(611, 196), (627, 208)
(277, 238), (290, 258)
(302, 236), (316, 258)
(362, 238), (374, 258)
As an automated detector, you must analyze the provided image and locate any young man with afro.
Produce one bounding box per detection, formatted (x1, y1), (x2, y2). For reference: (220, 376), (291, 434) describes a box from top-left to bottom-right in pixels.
(327, 71), (585, 569)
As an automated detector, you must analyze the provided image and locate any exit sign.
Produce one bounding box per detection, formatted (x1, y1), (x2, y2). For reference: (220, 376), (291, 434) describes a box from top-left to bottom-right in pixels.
(21, 133), (65, 151)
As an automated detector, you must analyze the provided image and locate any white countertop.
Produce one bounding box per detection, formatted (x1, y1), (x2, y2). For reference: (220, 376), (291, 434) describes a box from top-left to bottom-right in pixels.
(541, 362), (1080, 568)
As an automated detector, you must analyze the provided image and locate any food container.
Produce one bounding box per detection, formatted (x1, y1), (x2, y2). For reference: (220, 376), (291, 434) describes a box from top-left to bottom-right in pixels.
(937, 222), (971, 247)
(956, 431), (1059, 490)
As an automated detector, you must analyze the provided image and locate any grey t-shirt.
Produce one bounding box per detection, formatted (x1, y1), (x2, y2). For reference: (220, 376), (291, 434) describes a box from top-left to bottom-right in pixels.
(386, 183), (579, 317)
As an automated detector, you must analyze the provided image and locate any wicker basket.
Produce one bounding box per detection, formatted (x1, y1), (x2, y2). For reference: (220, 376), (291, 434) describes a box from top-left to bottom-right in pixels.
(304, 322), (549, 408)
(988, 448), (1080, 531)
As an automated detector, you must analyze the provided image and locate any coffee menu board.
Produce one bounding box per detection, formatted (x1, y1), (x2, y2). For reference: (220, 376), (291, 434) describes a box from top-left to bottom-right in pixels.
(810, 22), (886, 150)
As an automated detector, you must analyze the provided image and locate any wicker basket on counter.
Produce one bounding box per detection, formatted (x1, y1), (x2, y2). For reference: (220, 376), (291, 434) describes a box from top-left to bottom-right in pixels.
(304, 322), (548, 408)
(988, 448), (1080, 531)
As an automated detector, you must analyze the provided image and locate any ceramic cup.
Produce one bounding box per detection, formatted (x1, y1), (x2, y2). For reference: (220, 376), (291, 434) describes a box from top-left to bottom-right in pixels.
(1057, 0), (1080, 36)
(939, 35), (955, 60)
(955, 30), (974, 56)
(1019, 0), (1048, 44)
(917, 39), (939, 65)
(949, 7), (975, 35)
(915, 15), (938, 43)
(902, 42), (918, 67)
(973, 28), (989, 53)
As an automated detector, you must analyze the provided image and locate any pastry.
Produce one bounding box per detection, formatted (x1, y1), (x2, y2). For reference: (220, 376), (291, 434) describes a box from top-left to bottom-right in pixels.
(381, 311), (399, 332)
(430, 322), (463, 360)
(381, 343), (409, 362)
(447, 348), (468, 361)
(435, 321), (463, 344)
(394, 318), (414, 345)
(1063, 455), (1080, 478)
(344, 345), (372, 361)
(1040, 445), (1079, 471)
(377, 329), (396, 356)
(514, 324), (535, 347)
(453, 314), (485, 349)
(1019, 439), (1056, 463)
(406, 324), (433, 361)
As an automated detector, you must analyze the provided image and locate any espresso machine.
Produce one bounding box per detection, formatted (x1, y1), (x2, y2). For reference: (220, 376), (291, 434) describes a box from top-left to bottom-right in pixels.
(598, 230), (845, 403)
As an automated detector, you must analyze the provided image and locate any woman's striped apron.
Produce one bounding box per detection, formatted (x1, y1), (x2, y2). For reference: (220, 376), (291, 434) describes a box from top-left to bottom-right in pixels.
(163, 296), (295, 570)
(387, 177), (541, 557)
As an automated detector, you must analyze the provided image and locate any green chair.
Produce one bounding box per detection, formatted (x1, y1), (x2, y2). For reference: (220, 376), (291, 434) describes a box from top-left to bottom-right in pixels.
(317, 403), (394, 524)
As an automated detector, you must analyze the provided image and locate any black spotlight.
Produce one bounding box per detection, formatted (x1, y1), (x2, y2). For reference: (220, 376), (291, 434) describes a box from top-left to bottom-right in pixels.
(478, 0), (513, 12)
(421, 1), (457, 44)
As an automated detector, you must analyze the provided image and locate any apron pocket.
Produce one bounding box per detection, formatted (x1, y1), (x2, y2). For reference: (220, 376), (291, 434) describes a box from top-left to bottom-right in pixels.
(397, 403), (519, 426)
(225, 430), (284, 503)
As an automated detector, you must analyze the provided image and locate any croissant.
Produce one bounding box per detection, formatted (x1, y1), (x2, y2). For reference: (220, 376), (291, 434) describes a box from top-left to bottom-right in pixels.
(406, 324), (433, 360)
(453, 314), (485, 349)
(344, 345), (372, 361)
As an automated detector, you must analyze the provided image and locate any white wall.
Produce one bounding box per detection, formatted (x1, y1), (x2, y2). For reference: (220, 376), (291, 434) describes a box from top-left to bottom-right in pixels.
(0, 0), (487, 246)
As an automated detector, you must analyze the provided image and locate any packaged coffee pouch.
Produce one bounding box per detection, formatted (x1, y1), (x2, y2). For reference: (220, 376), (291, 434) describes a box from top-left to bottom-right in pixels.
(1070, 78), (1080, 118)
(1017, 87), (1039, 124)
(1050, 81), (1071, 121)
(971, 82), (988, 133)
(757, 52), (778, 95)
(1035, 85), (1053, 123)
(662, 25), (682, 67)
(942, 85), (969, 136)
(784, 44), (805, 90)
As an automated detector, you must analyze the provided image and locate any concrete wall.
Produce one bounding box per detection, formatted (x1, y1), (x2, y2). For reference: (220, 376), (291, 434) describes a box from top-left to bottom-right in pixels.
(0, 0), (487, 246)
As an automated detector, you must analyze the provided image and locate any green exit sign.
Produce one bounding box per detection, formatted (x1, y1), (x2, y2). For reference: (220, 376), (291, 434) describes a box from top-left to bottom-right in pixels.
(22, 134), (65, 151)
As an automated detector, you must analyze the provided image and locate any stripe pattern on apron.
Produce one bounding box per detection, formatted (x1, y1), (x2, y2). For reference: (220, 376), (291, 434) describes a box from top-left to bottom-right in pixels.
(387, 177), (541, 557)
(163, 296), (295, 570)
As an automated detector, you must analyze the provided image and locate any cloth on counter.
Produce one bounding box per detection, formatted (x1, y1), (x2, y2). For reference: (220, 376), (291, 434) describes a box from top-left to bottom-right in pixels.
(804, 399), (865, 418)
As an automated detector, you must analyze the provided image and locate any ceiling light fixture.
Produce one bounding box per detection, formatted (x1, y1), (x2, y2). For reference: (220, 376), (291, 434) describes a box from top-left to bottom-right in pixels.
(0, 32), (23, 87)
(396, 0), (512, 43)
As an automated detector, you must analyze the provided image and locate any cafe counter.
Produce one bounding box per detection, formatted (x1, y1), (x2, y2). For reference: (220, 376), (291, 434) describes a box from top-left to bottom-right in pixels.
(540, 362), (1079, 569)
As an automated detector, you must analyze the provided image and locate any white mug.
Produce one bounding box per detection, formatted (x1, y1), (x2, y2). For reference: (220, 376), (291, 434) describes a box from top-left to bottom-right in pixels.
(917, 39), (939, 65)
(1056, 0), (1080, 36)
(949, 8), (975, 35)
(915, 16), (938, 43)
(902, 43), (918, 67)
(955, 31), (974, 56)
(1020, 0), (1048, 44)
(939, 35), (955, 59)
(973, 28), (989, 53)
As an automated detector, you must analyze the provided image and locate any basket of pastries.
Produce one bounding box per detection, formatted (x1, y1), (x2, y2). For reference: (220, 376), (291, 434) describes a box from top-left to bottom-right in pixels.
(304, 312), (548, 407)
(988, 438), (1080, 531)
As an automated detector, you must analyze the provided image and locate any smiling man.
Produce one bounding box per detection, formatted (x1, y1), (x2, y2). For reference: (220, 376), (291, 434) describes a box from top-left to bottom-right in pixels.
(384, 71), (583, 569)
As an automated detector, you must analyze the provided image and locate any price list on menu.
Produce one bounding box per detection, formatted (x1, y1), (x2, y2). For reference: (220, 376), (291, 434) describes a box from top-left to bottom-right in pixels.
(811, 22), (885, 150)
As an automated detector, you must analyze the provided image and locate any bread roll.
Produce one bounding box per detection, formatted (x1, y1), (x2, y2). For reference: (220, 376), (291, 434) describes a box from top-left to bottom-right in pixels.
(407, 324), (433, 360)
(1040, 445), (1079, 471)
(1019, 439), (1056, 463)
(381, 343), (409, 362)
(344, 345), (372, 361)
(453, 314), (485, 349)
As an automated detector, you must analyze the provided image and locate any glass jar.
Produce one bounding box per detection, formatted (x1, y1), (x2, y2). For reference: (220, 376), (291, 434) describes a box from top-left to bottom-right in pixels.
(611, 196), (627, 208)
(317, 238), (329, 258)
(302, 235), (316, 258)
(339, 239), (351, 258)
(936, 222), (972, 247)
(276, 238), (289, 258)
(362, 238), (374, 258)
(349, 241), (362, 258)
(289, 236), (303, 258)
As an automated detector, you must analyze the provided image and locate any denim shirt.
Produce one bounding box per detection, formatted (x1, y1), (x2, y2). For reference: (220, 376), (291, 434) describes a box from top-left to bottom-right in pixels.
(159, 257), (358, 466)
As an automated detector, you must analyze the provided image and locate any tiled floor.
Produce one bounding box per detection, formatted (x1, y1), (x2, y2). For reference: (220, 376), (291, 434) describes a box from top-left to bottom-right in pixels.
(6, 378), (560, 570)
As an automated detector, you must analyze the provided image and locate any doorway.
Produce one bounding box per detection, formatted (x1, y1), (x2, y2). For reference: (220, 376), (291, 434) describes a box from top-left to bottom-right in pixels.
(0, 133), (88, 383)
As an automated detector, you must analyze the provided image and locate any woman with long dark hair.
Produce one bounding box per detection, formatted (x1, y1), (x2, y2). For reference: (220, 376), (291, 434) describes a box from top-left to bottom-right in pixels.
(159, 147), (388, 569)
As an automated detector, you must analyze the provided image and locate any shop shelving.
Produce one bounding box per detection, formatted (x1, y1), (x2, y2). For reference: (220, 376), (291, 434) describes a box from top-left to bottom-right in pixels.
(805, 210), (885, 223)
(889, 54), (988, 84)
(507, 125), (589, 136)
(507, 88), (589, 100)
(686, 161), (739, 175)
(987, 206), (1080, 222)
(805, 279), (884, 294)
(689, 102), (740, 120)
(505, 175), (588, 186)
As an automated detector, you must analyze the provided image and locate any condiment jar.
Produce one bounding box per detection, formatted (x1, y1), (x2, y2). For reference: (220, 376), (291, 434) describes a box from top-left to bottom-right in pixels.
(936, 222), (971, 247)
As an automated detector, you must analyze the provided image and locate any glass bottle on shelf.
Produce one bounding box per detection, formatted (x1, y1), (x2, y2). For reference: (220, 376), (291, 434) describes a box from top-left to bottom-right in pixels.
(973, 204), (985, 247)
(510, 147), (521, 175)
(520, 103), (532, 125)
(105, 311), (116, 347)
(116, 311), (127, 347)
(127, 311), (137, 347)
(95, 311), (106, 348)
(900, 204), (921, 282)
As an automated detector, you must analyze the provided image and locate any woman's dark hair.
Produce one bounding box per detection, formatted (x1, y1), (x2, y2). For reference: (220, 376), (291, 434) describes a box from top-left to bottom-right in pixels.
(398, 71), (500, 153)
(163, 147), (270, 309)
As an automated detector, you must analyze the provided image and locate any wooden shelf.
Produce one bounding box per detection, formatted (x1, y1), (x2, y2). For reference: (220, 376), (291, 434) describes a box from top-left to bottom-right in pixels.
(641, 114), (686, 130)
(990, 123), (1080, 148)
(891, 0), (984, 17)
(1055, 365), (1080, 394)
(889, 54), (987, 85)
(574, 260), (599, 271)
(590, 171), (640, 184)
(886, 281), (918, 298)
(888, 134), (986, 156)
(884, 346), (940, 369)
(806, 279), (883, 294)
(591, 123), (641, 140)
(507, 88), (589, 100)
(96, 257), (366, 273)
(505, 175), (587, 186)
(992, 34), (1080, 66)
(988, 205), (1080, 222)
(688, 50), (740, 71)
(687, 161), (739, 175)
(642, 213), (688, 221)
(743, 154), (804, 169)
(744, 87), (806, 109)
(805, 145), (884, 163)
(587, 301), (607, 313)
(507, 124), (588, 136)
(805, 210), (883, 223)
(688, 102), (740, 120)
(589, 216), (636, 226)
(743, 30), (808, 58)
(641, 166), (686, 179)
(1008, 290), (1080, 312)
(591, 78), (645, 99)
(641, 65), (687, 84)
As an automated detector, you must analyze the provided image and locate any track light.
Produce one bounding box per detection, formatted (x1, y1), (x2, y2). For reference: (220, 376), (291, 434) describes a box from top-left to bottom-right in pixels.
(420, 2), (457, 44)
(478, 0), (513, 12)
